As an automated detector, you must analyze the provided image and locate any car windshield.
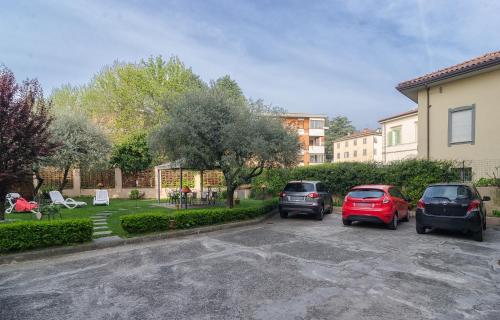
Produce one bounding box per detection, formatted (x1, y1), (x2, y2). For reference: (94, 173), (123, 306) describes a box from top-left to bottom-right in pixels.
(348, 189), (384, 199)
(284, 183), (315, 192)
(423, 185), (471, 201)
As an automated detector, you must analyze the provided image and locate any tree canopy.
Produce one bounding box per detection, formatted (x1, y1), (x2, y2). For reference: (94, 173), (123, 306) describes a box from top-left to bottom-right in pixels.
(110, 133), (152, 173)
(151, 84), (301, 207)
(325, 116), (356, 161)
(0, 66), (56, 219)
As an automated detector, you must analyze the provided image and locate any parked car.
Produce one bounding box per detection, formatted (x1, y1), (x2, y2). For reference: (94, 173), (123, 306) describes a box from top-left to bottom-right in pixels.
(278, 181), (332, 220)
(416, 183), (490, 241)
(342, 185), (410, 230)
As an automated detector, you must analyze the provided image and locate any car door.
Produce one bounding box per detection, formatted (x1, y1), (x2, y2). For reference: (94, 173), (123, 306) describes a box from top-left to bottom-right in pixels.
(388, 187), (404, 215)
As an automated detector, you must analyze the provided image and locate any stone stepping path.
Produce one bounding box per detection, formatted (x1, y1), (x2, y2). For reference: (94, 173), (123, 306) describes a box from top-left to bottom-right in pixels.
(91, 212), (113, 237)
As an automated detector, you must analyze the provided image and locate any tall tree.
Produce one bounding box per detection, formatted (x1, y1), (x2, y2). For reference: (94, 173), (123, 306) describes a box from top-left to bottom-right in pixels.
(0, 66), (56, 219)
(325, 116), (355, 162)
(110, 133), (152, 173)
(151, 85), (300, 208)
(45, 113), (110, 191)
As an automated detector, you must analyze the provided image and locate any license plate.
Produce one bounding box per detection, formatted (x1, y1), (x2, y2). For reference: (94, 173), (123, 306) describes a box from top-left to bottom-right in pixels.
(355, 202), (372, 208)
(289, 196), (303, 201)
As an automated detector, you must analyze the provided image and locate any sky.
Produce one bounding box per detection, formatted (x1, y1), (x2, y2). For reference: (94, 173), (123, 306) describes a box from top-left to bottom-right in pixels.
(2, 0), (500, 129)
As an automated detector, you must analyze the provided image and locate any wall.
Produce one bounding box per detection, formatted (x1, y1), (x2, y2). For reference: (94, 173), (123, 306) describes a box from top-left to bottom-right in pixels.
(381, 113), (418, 163)
(333, 134), (382, 163)
(417, 68), (500, 178)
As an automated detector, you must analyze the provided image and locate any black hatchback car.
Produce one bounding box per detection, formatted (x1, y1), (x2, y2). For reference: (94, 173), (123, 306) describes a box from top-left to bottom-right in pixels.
(416, 183), (490, 241)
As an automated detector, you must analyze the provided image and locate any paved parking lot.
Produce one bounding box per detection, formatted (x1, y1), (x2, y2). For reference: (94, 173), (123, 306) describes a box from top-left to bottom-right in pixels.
(1, 212), (500, 320)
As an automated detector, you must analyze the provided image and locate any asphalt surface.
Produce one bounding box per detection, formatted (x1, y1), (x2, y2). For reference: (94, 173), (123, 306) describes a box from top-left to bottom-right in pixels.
(1, 212), (500, 320)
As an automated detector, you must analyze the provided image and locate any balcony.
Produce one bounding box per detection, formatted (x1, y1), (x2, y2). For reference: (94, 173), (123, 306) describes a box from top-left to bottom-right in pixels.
(309, 128), (324, 136)
(308, 145), (325, 154)
(297, 128), (305, 135)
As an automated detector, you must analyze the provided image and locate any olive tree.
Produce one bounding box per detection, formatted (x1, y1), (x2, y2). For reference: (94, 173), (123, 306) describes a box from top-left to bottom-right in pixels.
(151, 85), (301, 207)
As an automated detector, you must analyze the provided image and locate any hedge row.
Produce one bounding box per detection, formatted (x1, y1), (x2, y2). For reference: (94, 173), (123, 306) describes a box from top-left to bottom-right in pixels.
(0, 219), (93, 253)
(121, 199), (278, 234)
(251, 159), (460, 205)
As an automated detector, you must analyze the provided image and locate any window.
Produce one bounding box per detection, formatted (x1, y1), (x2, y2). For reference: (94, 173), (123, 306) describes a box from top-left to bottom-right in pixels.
(310, 119), (324, 129)
(337, 153), (340, 159)
(337, 143), (340, 149)
(363, 149), (367, 156)
(452, 167), (473, 182)
(448, 105), (475, 145)
(345, 141), (348, 147)
(354, 139), (357, 146)
(423, 185), (472, 200)
(388, 126), (402, 146)
(310, 154), (324, 163)
(309, 137), (322, 146)
(316, 183), (328, 192)
(353, 150), (357, 157)
(284, 182), (315, 192)
(344, 152), (349, 158)
(389, 187), (404, 199)
(363, 137), (367, 144)
(348, 189), (384, 199)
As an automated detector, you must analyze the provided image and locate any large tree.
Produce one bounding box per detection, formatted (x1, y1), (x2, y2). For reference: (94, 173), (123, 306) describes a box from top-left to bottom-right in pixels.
(325, 116), (355, 161)
(110, 133), (152, 173)
(151, 84), (300, 207)
(0, 66), (56, 219)
(45, 113), (110, 191)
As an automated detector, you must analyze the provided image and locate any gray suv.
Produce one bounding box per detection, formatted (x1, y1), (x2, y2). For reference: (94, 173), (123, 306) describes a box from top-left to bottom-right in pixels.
(278, 181), (332, 220)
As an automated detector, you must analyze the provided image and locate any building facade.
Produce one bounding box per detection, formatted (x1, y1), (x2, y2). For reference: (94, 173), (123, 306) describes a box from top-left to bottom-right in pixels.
(397, 51), (500, 180)
(379, 109), (418, 163)
(333, 129), (382, 163)
(281, 113), (328, 166)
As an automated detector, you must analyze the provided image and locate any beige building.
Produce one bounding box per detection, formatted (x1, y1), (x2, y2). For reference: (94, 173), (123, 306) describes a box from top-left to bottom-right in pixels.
(379, 108), (418, 163)
(281, 113), (328, 166)
(397, 51), (500, 180)
(333, 129), (382, 163)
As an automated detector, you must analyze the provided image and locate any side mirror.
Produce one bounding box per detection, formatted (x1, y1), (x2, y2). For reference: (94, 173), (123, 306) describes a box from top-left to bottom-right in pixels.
(482, 196), (491, 201)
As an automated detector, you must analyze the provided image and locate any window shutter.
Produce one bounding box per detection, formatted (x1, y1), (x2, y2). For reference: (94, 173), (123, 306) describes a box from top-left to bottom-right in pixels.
(451, 109), (472, 143)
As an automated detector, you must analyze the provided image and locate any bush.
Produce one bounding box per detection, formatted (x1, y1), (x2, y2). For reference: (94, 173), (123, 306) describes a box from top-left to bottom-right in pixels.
(475, 177), (500, 187)
(0, 219), (93, 253)
(129, 189), (144, 200)
(121, 199), (278, 234)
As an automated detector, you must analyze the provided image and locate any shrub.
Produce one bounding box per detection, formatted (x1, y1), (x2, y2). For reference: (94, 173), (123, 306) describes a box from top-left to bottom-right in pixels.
(129, 189), (144, 200)
(475, 177), (500, 187)
(0, 219), (93, 253)
(121, 199), (278, 234)
(492, 209), (500, 217)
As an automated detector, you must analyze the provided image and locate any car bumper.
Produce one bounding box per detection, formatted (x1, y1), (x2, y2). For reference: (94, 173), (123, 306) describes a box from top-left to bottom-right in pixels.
(279, 202), (321, 214)
(342, 206), (394, 224)
(416, 209), (482, 232)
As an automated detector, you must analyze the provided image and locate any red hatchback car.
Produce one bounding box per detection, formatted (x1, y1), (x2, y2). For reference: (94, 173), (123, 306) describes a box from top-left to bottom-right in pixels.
(342, 185), (410, 230)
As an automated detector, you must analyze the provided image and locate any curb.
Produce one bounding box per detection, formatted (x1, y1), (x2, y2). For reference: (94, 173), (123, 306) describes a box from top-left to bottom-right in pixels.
(0, 209), (278, 265)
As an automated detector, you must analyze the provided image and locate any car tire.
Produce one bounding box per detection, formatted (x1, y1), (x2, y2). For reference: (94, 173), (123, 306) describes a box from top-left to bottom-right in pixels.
(279, 211), (288, 219)
(416, 223), (425, 234)
(483, 217), (487, 230)
(472, 227), (483, 242)
(401, 210), (410, 222)
(387, 214), (398, 230)
(315, 206), (324, 221)
(342, 219), (352, 226)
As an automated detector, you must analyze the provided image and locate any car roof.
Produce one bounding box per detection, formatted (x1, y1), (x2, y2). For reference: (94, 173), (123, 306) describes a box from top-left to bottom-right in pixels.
(351, 184), (393, 191)
(287, 180), (321, 184)
(428, 182), (474, 187)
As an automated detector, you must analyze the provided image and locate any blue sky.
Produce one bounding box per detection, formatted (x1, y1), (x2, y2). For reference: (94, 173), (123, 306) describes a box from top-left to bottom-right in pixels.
(2, 0), (499, 128)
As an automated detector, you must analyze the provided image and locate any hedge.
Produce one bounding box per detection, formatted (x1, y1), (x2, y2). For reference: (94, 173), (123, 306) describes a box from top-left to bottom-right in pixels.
(251, 159), (460, 205)
(121, 199), (278, 234)
(0, 219), (93, 253)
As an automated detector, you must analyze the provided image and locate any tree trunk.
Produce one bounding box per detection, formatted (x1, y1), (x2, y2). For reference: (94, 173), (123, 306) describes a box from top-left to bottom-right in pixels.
(226, 186), (235, 208)
(33, 168), (44, 195)
(59, 166), (71, 193)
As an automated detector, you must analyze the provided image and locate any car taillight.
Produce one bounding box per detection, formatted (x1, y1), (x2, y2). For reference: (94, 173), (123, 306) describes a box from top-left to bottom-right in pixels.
(307, 192), (320, 199)
(467, 200), (480, 212)
(279, 192), (286, 198)
(417, 199), (425, 209)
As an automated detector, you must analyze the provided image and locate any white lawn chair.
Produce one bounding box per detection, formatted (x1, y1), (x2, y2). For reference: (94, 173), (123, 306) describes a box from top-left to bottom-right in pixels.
(5, 193), (21, 214)
(49, 191), (87, 209)
(93, 190), (110, 206)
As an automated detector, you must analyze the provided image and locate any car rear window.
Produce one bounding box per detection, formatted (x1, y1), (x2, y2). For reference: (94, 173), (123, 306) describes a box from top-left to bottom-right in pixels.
(348, 189), (384, 199)
(423, 185), (471, 201)
(284, 183), (315, 192)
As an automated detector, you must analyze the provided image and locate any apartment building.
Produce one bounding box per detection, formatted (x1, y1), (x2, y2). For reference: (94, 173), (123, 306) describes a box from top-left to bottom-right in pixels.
(281, 113), (328, 166)
(333, 129), (382, 163)
(379, 108), (418, 163)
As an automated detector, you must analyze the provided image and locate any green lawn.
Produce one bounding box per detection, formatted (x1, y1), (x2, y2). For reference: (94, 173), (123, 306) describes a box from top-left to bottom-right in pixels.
(6, 198), (268, 238)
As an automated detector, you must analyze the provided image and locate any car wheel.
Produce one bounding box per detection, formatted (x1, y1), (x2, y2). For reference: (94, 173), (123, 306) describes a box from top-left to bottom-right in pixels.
(387, 214), (398, 230)
(342, 219), (352, 226)
(401, 210), (410, 222)
(416, 223), (425, 234)
(279, 211), (288, 219)
(483, 217), (487, 230)
(472, 227), (483, 242)
(315, 206), (324, 221)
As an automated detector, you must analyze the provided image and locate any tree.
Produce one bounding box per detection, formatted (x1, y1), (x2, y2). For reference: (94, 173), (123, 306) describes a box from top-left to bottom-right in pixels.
(0, 66), (56, 219)
(151, 85), (301, 208)
(45, 113), (111, 191)
(110, 133), (152, 173)
(325, 116), (355, 161)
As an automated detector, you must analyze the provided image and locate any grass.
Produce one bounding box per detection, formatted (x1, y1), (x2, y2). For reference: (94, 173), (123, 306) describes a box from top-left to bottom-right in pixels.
(6, 197), (269, 238)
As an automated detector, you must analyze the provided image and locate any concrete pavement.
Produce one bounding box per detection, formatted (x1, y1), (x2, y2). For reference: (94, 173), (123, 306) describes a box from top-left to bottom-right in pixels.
(1, 213), (500, 319)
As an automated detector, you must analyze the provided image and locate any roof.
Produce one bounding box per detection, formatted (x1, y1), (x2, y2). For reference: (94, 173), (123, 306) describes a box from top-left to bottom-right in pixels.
(287, 180), (321, 184)
(397, 51), (500, 102)
(333, 129), (381, 142)
(351, 185), (393, 191)
(281, 113), (328, 119)
(428, 182), (474, 187)
(378, 108), (418, 123)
